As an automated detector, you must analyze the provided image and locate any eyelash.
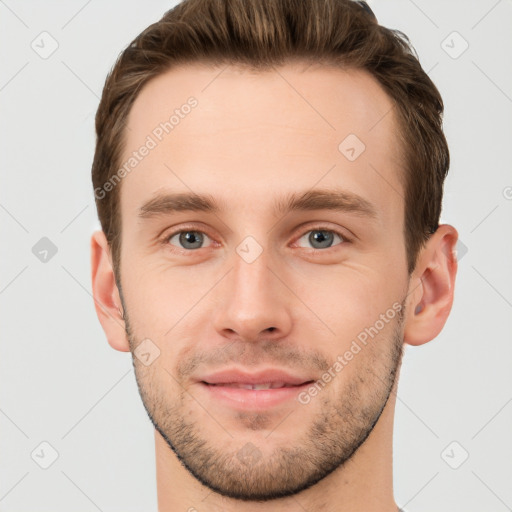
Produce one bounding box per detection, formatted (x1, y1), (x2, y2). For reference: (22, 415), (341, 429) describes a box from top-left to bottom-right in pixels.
(160, 224), (352, 254)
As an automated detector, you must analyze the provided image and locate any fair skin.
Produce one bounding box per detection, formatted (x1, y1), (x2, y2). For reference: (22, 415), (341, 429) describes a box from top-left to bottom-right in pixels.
(91, 62), (457, 512)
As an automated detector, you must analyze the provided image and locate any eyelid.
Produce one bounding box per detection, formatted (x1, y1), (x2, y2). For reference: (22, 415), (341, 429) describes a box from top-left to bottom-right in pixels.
(291, 223), (353, 248)
(161, 224), (216, 252)
(160, 222), (353, 252)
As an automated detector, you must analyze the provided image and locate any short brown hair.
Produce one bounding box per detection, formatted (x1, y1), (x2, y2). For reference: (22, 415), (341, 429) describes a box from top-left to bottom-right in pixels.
(92, 0), (449, 276)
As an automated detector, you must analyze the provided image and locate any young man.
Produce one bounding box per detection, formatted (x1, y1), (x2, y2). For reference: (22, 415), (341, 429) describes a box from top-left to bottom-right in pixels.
(91, 1), (458, 510)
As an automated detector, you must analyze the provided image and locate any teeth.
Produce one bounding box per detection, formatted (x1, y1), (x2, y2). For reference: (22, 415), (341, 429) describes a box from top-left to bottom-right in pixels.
(213, 382), (289, 389)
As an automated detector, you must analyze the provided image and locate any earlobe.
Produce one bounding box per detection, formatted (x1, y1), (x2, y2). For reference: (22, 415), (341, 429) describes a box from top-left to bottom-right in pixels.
(403, 224), (458, 346)
(90, 230), (130, 352)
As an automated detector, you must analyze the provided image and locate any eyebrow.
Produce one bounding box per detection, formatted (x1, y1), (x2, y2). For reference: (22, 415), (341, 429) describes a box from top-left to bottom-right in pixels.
(138, 188), (378, 220)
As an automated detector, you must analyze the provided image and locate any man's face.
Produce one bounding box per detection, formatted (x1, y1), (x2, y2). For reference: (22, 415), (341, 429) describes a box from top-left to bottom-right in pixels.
(117, 62), (410, 500)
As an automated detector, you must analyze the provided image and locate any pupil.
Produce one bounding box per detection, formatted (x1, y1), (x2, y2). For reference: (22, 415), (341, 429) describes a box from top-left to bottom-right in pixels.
(310, 230), (333, 248)
(180, 231), (202, 249)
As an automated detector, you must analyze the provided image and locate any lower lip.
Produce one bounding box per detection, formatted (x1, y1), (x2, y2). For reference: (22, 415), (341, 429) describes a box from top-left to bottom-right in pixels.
(199, 382), (313, 410)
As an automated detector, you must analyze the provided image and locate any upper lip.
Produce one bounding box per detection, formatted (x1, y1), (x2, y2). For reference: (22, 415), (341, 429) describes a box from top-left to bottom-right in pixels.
(199, 368), (315, 386)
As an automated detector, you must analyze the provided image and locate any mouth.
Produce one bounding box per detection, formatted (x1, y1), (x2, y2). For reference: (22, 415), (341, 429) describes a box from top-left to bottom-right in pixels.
(199, 368), (315, 387)
(197, 369), (316, 409)
(203, 381), (313, 390)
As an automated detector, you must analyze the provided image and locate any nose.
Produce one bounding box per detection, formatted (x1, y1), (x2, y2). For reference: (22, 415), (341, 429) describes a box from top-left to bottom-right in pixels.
(212, 246), (293, 343)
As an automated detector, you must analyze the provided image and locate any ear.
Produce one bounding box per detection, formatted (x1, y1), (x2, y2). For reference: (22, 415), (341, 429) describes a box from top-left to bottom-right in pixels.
(90, 230), (130, 352)
(403, 224), (458, 346)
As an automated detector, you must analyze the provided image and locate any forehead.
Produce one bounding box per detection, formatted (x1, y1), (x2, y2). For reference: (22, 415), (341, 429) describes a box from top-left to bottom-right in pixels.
(120, 62), (404, 224)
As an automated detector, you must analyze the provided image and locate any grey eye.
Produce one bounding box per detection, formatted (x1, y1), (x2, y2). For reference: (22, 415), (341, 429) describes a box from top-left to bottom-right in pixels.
(297, 229), (344, 250)
(168, 230), (211, 250)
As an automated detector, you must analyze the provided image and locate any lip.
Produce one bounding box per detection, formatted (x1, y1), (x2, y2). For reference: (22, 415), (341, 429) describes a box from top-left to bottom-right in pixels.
(197, 368), (315, 410)
(199, 368), (314, 386)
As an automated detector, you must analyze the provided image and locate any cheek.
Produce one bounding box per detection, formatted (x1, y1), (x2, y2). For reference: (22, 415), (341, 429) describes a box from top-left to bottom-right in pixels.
(121, 262), (217, 339)
(289, 264), (402, 349)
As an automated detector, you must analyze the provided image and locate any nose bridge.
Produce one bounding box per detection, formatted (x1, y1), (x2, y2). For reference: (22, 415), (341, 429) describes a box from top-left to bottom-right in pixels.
(212, 237), (292, 340)
(233, 241), (274, 303)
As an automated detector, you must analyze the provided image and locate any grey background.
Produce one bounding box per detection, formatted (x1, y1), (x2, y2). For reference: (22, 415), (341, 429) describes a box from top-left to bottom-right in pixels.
(1, 0), (511, 510)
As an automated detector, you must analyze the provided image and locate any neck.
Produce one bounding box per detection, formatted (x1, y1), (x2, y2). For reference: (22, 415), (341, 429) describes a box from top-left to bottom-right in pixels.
(155, 376), (400, 512)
